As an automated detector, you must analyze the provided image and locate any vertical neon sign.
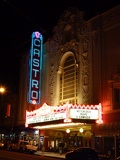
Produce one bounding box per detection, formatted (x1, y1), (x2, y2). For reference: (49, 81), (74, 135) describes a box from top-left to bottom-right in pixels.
(28, 31), (43, 104)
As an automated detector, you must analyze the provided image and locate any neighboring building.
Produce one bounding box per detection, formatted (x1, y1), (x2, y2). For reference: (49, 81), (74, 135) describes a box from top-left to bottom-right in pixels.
(0, 91), (18, 142)
(18, 5), (120, 159)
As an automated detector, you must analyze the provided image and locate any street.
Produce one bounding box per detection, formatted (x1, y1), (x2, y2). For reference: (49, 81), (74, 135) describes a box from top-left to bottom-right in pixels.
(0, 150), (64, 160)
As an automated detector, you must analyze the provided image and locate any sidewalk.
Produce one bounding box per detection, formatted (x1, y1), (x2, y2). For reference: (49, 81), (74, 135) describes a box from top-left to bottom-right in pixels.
(35, 150), (65, 159)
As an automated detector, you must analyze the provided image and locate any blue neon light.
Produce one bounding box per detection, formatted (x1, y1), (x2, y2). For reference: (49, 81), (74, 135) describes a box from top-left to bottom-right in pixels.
(28, 31), (43, 104)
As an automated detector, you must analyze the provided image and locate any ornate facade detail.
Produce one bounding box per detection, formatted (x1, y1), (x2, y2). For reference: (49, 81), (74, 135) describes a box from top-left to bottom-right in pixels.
(57, 66), (63, 74)
(49, 62), (55, 104)
(52, 7), (86, 45)
(82, 85), (89, 103)
(57, 40), (78, 58)
(49, 7), (91, 105)
(81, 41), (90, 103)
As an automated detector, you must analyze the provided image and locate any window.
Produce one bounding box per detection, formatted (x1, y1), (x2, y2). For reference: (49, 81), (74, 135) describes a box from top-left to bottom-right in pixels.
(59, 55), (78, 104)
(108, 74), (120, 110)
(114, 88), (120, 109)
(114, 89), (120, 102)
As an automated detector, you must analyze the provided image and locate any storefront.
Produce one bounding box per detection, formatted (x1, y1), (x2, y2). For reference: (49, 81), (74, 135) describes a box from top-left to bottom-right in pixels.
(94, 122), (120, 159)
(25, 102), (102, 152)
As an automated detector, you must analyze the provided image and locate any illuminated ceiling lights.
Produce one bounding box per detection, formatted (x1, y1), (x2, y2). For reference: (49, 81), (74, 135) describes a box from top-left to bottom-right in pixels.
(79, 128), (83, 133)
(66, 129), (70, 133)
(33, 122), (85, 130)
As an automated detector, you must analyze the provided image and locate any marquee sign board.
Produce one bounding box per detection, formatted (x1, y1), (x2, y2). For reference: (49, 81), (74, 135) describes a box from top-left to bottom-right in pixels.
(69, 109), (99, 119)
(26, 103), (103, 126)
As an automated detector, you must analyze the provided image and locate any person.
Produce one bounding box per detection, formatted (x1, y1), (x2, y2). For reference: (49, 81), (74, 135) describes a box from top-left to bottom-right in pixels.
(42, 145), (45, 154)
(59, 141), (65, 154)
(49, 144), (52, 151)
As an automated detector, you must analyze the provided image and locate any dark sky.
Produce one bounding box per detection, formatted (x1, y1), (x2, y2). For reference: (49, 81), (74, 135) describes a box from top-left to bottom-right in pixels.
(0, 0), (119, 94)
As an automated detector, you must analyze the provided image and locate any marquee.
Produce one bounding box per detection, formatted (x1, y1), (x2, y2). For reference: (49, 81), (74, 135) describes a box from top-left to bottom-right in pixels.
(26, 102), (103, 126)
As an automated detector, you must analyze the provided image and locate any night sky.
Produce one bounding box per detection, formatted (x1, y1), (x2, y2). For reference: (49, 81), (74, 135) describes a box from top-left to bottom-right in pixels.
(0, 0), (119, 94)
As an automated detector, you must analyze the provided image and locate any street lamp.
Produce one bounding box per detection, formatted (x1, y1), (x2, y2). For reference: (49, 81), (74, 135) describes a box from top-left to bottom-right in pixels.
(0, 86), (6, 141)
(0, 87), (5, 94)
(0, 87), (11, 117)
(0, 86), (14, 140)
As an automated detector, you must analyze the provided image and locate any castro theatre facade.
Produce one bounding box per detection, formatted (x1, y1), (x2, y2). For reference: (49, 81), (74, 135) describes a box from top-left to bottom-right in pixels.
(18, 6), (120, 159)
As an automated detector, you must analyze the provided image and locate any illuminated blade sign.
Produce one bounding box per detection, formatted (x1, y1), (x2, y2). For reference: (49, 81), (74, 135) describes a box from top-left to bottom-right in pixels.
(28, 31), (43, 104)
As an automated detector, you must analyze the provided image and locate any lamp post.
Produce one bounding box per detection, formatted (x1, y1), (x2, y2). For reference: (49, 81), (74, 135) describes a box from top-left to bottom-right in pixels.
(79, 128), (84, 147)
(0, 87), (12, 118)
(65, 129), (70, 151)
(0, 86), (18, 143)
(0, 86), (6, 116)
(0, 86), (16, 142)
(0, 86), (6, 141)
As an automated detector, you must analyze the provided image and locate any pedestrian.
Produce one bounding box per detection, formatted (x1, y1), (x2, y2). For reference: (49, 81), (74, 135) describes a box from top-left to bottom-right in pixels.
(59, 141), (65, 154)
(42, 145), (45, 155)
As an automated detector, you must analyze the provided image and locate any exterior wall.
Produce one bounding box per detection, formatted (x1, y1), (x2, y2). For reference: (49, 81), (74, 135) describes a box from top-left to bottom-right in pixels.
(0, 92), (18, 142)
(91, 5), (120, 159)
(18, 53), (29, 126)
(0, 93), (18, 127)
(101, 6), (120, 112)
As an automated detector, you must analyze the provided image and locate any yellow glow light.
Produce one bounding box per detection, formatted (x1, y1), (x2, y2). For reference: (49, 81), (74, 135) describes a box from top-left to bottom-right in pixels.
(79, 128), (83, 133)
(66, 129), (70, 133)
(0, 87), (5, 93)
(32, 122), (84, 130)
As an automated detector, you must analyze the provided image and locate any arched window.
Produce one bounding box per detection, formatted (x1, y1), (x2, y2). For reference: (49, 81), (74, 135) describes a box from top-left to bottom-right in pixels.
(59, 55), (78, 104)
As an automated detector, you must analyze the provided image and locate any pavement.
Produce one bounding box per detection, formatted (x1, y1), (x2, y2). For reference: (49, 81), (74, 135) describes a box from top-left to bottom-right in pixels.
(35, 150), (65, 159)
